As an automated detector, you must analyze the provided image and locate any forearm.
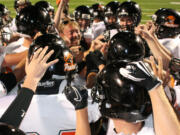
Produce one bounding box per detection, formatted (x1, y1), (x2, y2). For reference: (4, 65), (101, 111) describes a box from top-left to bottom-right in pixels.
(149, 85), (180, 135)
(13, 57), (26, 82)
(22, 76), (39, 92)
(146, 38), (171, 69)
(76, 108), (91, 135)
(54, 0), (65, 28)
(152, 34), (172, 57)
(2, 51), (28, 67)
(0, 87), (34, 128)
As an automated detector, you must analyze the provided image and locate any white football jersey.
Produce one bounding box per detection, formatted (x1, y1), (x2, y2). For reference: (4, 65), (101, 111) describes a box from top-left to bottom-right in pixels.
(159, 35), (180, 58)
(0, 93), (101, 135)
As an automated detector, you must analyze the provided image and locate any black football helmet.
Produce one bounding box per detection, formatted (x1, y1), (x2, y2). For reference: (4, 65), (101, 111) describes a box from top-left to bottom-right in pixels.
(107, 31), (145, 63)
(28, 34), (77, 80)
(14, 0), (31, 13)
(104, 1), (120, 25)
(117, 1), (141, 31)
(16, 5), (52, 37)
(152, 8), (180, 39)
(74, 5), (91, 21)
(74, 5), (91, 32)
(0, 122), (25, 135)
(90, 3), (105, 21)
(92, 61), (152, 122)
(0, 4), (12, 27)
(35, 1), (55, 19)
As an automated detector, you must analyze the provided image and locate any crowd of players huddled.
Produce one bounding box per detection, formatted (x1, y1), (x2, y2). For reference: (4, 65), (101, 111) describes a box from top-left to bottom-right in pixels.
(0, 0), (180, 135)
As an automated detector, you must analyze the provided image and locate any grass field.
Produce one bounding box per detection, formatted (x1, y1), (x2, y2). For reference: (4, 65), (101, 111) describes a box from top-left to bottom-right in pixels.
(1, 0), (180, 24)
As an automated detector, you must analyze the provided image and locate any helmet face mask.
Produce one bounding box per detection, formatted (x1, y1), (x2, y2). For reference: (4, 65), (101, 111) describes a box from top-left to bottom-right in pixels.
(77, 18), (90, 32)
(155, 25), (180, 39)
(118, 16), (134, 31)
(92, 61), (152, 123)
(104, 1), (121, 25)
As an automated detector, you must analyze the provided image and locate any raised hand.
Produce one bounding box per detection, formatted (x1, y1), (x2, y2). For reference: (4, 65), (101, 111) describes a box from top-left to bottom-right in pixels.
(119, 61), (162, 91)
(23, 46), (59, 91)
(64, 85), (88, 110)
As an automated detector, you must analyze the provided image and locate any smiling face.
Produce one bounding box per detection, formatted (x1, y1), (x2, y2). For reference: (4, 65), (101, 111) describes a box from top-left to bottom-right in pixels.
(119, 16), (133, 31)
(62, 24), (81, 48)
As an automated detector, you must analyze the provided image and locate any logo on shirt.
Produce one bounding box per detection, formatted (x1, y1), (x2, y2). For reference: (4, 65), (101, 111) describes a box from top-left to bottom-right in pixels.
(72, 86), (82, 102)
(38, 81), (55, 88)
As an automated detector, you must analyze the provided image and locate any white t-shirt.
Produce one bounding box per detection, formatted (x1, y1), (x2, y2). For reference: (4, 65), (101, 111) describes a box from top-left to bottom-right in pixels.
(2, 73), (100, 135)
(106, 114), (154, 135)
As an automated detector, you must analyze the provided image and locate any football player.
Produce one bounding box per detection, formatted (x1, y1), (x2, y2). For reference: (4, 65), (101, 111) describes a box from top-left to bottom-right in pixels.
(104, 1), (121, 30)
